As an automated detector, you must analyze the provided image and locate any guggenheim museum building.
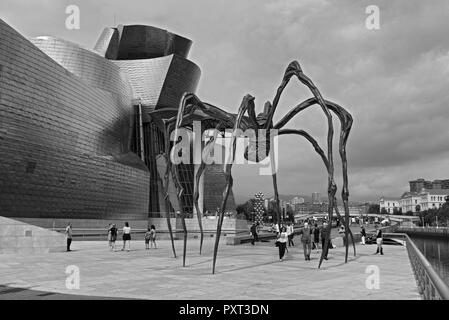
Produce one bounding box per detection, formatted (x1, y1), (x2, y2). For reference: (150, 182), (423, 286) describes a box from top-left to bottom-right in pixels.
(0, 19), (236, 229)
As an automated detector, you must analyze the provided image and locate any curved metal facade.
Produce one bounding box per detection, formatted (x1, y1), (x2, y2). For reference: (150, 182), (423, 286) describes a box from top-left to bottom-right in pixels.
(0, 19), (150, 220)
(95, 24), (202, 218)
(31, 37), (133, 98)
(94, 25), (192, 60)
(0, 19), (235, 222)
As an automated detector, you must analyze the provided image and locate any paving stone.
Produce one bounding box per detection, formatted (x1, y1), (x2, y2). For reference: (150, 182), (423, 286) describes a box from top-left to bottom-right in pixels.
(0, 238), (420, 300)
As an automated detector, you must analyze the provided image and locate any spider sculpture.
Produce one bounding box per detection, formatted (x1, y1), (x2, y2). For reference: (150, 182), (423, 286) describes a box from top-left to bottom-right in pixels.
(150, 61), (354, 274)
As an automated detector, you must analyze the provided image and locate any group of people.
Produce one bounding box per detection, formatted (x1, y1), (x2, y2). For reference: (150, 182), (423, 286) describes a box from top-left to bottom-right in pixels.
(64, 219), (384, 258)
(252, 220), (385, 262)
(275, 222), (330, 262)
(107, 223), (157, 251)
(64, 222), (157, 252)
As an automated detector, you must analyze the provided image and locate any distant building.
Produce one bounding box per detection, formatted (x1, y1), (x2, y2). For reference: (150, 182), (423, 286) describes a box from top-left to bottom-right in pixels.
(291, 196), (305, 205)
(409, 178), (449, 193)
(419, 189), (448, 211)
(400, 192), (422, 213)
(379, 197), (401, 214)
(312, 192), (321, 204)
(297, 202), (328, 215)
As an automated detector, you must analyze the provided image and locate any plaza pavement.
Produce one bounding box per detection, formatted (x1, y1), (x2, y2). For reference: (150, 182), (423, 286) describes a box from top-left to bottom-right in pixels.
(0, 237), (420, 300)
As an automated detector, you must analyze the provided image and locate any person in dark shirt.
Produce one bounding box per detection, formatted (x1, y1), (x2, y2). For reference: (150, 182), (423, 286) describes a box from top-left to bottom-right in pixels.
(361, 226), (367, 245)
(375, 224), (383, 255)
(298, 223), (313, 261)
(320, 222), (331, 260)
(250, 223), (259, 245)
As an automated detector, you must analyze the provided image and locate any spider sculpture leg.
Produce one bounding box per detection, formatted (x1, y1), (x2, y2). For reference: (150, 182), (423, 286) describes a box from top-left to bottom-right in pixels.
(212, 95), (255, 274)
(275, 98), (354, 266)
(169, 123), (190, 267)
(171, 94), (244, 259)
(269, 136), (282, 225)
(162, 120), (188, 265)
(192, 122), (225, 254)
(155, 153), (177, 258)
(285, 63), (338, 258)
(163, 100), (227, 265)
(264, 61), (336, 233)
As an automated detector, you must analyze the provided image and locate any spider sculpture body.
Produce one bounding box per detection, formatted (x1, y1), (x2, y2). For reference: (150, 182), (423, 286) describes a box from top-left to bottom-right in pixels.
(149, 61), (354, 274)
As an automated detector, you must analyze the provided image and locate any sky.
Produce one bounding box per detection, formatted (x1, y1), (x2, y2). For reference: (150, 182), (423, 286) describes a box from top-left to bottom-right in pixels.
(1, 0), (449, 203)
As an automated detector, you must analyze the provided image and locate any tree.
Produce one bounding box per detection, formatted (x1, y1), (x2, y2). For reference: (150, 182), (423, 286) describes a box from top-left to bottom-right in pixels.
(380, 207), (387, 214)
(236, 199), (255, 221)
(368, 204), (380, 213)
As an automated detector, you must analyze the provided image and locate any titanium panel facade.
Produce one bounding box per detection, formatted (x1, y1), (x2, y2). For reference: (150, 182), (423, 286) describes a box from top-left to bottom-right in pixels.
(0, 19), (150, 220)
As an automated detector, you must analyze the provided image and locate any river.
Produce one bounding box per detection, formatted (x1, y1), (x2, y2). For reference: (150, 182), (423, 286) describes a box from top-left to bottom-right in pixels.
(410, 235), (449, 287)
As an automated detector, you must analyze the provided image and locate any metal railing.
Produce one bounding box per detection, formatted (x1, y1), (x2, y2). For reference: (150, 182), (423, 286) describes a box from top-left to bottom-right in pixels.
(397, 226), (449, 239)
(386, 232), (449, 300)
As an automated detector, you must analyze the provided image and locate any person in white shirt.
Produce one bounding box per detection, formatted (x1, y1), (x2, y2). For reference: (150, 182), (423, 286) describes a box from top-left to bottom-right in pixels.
(121, 222), (131, 252)
(276, 226), (288, 261)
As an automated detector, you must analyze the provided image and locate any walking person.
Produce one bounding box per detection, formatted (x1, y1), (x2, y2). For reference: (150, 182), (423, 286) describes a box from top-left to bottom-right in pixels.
(121, 222), (131, 252)
(313, 223), (320, 253)
(375, 224), (383, 255)
(65, 222), (73, 252)
(110, 224), (117, 251)
(276, 226), (288, 261)
(250, 223), (259, 245)
(321, 222), (331, 260)
(144, 226), (151, 250)
(299, 222), (312, 261)
(287, 222), (294, 247)
(361, 225), (366, 245)
(149, 225), (157, 249)
(108, 223), (118, 251)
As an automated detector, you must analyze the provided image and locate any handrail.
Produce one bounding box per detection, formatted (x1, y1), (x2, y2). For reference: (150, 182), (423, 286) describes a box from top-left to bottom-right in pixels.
(390, 232), (449, 300)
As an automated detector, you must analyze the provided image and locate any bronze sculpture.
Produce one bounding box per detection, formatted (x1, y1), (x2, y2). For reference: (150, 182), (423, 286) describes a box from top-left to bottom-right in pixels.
(149, 61), (354, 273)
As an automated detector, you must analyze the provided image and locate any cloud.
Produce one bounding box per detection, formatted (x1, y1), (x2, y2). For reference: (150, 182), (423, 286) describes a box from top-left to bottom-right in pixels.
(1, 0), (448, 202)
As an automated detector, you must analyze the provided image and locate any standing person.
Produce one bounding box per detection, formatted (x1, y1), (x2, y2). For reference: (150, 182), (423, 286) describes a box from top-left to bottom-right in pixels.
(144, 226), (151, 250)
(361, 225), (366, 245)
(276, 226), (288, 261)
(299, 222), (312, 261)
(339, 224), (347, 247)
(121, 222), (131, 252)
(375, 224), (383, 255)
(149, 225), (157, 249)
(321, 222), (331, 260)
(107, 223), (116, 251)
(287, 222), (294, 247)
(313, 223), (320, 253)
(250, 223), (259, 245)
(65, 222), (73, 252)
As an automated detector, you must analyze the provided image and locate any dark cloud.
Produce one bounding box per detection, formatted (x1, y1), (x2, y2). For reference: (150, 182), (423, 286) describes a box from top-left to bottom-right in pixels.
(1, 0), (448, 202)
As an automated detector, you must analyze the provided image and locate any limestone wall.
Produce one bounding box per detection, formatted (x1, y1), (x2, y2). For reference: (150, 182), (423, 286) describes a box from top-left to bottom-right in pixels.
(0, 216), (66, 254)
